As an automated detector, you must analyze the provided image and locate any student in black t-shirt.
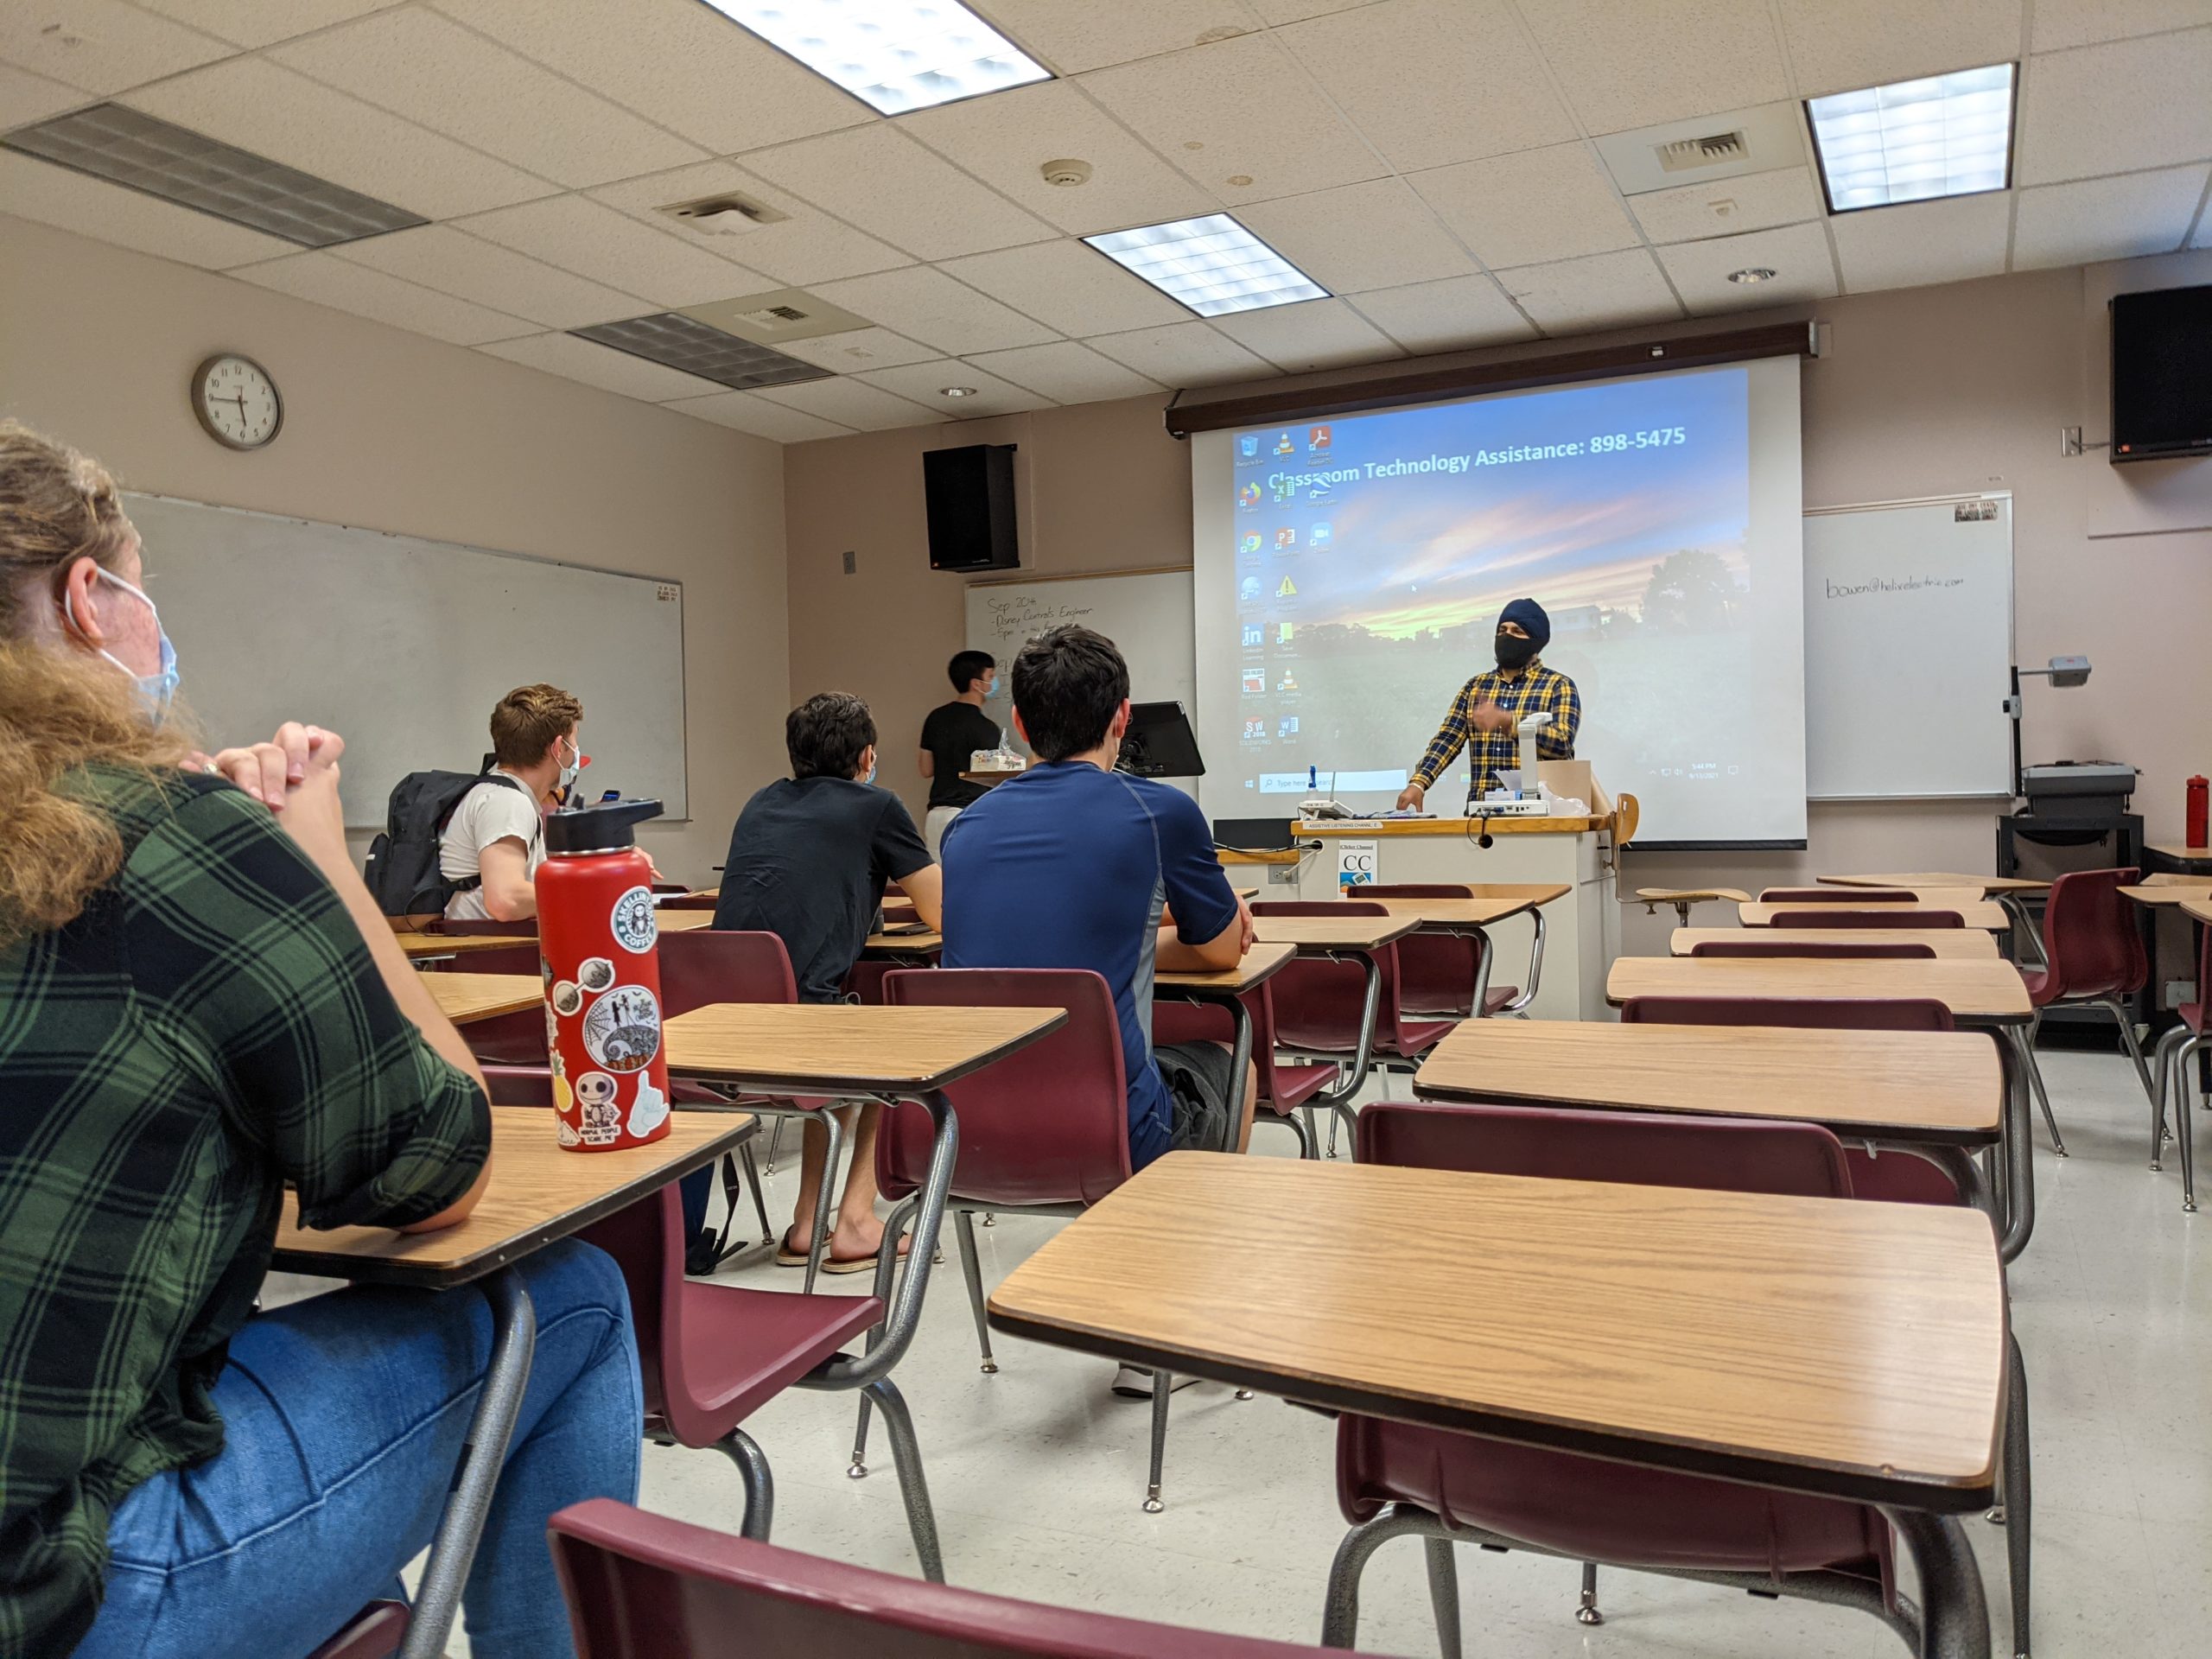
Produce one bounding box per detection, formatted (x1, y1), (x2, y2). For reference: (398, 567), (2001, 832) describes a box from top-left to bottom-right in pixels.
(715, 693), (942, 1272)
(916, 649), (1006, 858)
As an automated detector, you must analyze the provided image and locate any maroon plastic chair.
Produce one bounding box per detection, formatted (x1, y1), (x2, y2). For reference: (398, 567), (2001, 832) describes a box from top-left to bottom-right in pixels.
(2020, 867), (2157, 1151)
(577, 1181), (944, 1579)
(550, 1498), (1347, 1658)
(1324, 1100), (1905, 1655)
(1357, 884), (1528, 1018)
(1155, 984), (1335, 1158)
(2149, 918), (2209, 1211)
(1770, 908), (1966, 929)
(1691, 938), (1938, 959)
(1758, 887), (1920, 903)
(304, 1602), (407, 1659)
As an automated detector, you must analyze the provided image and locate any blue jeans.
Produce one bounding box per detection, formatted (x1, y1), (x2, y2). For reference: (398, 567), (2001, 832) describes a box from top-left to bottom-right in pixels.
(77, 1238), (640, 1659)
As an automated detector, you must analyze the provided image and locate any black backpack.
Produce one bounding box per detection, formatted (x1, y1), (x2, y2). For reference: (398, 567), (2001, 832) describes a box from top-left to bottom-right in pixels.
(363, 770), (530, 918)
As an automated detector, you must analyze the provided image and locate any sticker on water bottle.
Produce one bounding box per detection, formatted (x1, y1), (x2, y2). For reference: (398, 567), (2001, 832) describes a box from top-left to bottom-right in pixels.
(610, 887), (658, 954)
(577, 957), (615, 995)
(551, 980), (582, 1016)
(582, 983), (661, 1072)
(627, 1076), (669, 1139)
(574, 1072), (622, 1144)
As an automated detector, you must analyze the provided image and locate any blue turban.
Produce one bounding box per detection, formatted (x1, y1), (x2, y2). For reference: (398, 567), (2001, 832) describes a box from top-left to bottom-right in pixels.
(1498, 597), (1550, 652)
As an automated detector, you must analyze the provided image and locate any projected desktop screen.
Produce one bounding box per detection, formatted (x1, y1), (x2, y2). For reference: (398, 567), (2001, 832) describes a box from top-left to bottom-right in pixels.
(1191, 356), (1807, 846)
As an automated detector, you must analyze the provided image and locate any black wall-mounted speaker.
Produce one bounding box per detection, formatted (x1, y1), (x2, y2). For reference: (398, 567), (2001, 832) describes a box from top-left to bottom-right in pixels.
(924, 442), (1019, 571)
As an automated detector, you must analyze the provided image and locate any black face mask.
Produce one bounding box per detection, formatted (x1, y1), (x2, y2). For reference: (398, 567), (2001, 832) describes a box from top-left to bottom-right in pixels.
(1494, 632), (1537, 671)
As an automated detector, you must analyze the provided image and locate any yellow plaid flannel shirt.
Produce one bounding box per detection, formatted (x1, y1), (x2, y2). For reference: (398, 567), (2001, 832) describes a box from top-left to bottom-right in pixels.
(1410, 659), (1581, 803)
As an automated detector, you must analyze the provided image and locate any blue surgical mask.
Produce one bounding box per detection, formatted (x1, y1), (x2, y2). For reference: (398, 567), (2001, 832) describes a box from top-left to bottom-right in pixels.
(862, 754), (878, 785)
(983, 676), (1004, 701)
(68, 569), (179, 725)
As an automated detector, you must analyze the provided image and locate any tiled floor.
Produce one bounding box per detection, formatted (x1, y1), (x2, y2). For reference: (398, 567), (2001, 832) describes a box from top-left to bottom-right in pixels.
(481, 1044), (2212, 1656)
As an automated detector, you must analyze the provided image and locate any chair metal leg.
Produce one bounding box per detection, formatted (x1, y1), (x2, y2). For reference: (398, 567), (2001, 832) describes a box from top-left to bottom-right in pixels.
(862, 1376), (946, 1582)
(1878, 1507), (1991, 1659)
(762, 1114), (785, 1174)
(739, 1143), (772, 1247)
(1325, 1104), (1340, 1159)
(954, 1208), (998, 1372)
(2151, 1026), (2183, 1169)
(2178, 1036), (2203, 1213)
(802, 1105), (846, 1295)
(2094, 997), (2158, 1110)
(1578, 1560), (1605, 1625)
(1320, 1503), (1434, 1649)
(1424, 1536), (1462, 1659)
(2022, 1020), (2066, 1157)
(715, 1427), (775, 1541)
(1284, 1108), (1317, 1159)
(2003, 1331), (2031, 1659)
(1143, 1369), (1173, 1513)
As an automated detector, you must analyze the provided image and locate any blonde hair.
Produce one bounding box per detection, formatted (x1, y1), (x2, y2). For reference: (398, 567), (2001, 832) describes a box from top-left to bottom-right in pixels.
(0, 422), (189, 949)
(489, 683), (583, 769)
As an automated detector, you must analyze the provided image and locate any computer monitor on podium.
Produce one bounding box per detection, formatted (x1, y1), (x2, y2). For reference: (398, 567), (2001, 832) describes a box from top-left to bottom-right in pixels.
(1117, 701), (1205, 779)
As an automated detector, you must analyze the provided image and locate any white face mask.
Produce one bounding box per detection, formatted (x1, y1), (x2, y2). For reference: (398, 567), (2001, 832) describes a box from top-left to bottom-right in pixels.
(556, 735), (582, 792)
(66, 568), (179, 724)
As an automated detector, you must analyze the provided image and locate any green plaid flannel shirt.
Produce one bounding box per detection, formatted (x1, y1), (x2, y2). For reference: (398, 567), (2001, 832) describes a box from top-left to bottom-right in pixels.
(1409, 660), (1581, 803)
(0, 766), (489, 1657)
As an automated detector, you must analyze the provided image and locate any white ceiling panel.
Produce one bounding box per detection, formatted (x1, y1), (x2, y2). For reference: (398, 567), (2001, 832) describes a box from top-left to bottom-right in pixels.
(270, 8), (703, 188)
(455, 195), (764, 308)
(1209, 297), (1403, 372)
(1657, 221), (1839, 311)
(134, 0), (400, 49)
(1080, 33), (1387, 205)
(1829, 192), (2013, 290)
(1084, 320), (1277, 386)
(900, 79), (1217, 235)
(741, 124), (1057, 262)
(2012, 162), (2209, 267)
(588, 162), (912, 287)
(1238, 179), (1478, 294)
(776, 327), (940, 373)
(1776, 0), (2024, 98)
(2017, 29), (2212, 186)
(0, 149), (293, 266)
(754, 376), (948, 431)
(232, 250), (537, 343)
(1249, 0), (1370, 18)
(334, 224), (646, 327)
(1493, 248), (1684, 332)
(979, 0), (1262, 74)
(1347, 275), (1539, 353)
(939, 238), (1189, 336)
(1628, 166), (1824, 244)
(855, 359), (1053, 417)
(2029, 0), (2212, 53)
(809, 265), (1060, 355)
(1277, 0), (1579, 172)
(479, 331), (723, 402)
(1519, 0), (1791, 135)
(1412, 143), (1640, 269)
(432, 0), (871, 156)
(123, 57), (551, 221)
(0, 61), (85, 129)
(0, 0), (226, 95)
(662, 389), (852, 442)
(964, 340), (1162, 402)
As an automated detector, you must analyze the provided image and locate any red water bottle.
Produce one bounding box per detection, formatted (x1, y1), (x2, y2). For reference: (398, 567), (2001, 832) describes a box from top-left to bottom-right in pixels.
(2188, 774), (2209, 849)
(537, 798), (671, 1153)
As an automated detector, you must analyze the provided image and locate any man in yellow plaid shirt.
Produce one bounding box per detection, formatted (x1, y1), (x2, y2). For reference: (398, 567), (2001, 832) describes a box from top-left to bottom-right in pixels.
(1396, 597), (1581, 811)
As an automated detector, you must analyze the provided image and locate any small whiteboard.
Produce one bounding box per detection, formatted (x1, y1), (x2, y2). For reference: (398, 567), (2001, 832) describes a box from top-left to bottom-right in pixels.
(1803, 493), (2012, 799)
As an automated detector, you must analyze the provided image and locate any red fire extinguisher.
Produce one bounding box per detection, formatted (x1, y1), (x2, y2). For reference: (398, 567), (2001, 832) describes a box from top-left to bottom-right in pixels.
(2188, 775), (2209, 850)
(537, 798), (672, 1153)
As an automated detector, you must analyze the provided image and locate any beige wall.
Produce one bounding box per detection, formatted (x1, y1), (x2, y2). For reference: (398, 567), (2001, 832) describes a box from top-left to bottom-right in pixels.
(0, 215), (788, 885)
(785, 251), (2212, 958)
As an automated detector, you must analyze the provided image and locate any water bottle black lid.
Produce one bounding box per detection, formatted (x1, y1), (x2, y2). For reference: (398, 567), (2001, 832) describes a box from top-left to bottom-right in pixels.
(545, 797), (663, 855)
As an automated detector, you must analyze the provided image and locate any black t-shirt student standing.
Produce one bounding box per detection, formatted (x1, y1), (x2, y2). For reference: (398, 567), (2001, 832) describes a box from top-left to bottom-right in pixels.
(919, 701), (1004, 811)
(712, 776), (931, 1002)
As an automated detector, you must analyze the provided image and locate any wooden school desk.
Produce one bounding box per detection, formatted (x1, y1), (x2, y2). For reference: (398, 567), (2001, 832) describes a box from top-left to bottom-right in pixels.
(1738, 898), (2009, 931)
(2145, 842), (2212, 877)
(1153, 941), (1296, 1152)
(988, 1154), (2003, 1658)
(1820, 873), (2051, 896)
(2120, 881), (2212, 907)
(272, 1107), (755, 1659)
(423, 973), (543, 1025)
(1251, 912), (1419, 1099)
(1355, 887), (1568, 1018)
(1671, 926), (1999, 959)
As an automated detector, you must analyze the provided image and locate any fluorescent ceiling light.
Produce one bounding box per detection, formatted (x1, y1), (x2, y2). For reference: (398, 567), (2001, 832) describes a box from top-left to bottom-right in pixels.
(1084, 215), (1329, 318)
(571, 314), (830, 391)
(701, 1), (1051, 115)
(1806, 62), (2015, 213)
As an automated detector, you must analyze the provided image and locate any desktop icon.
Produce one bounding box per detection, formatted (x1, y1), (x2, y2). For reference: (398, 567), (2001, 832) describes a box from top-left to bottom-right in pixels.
(1276, 575), (1298, 598)
(1239, 434), (1259, 458)
(1279, 715), (1300, 738)
(1277, 671), (1299, 692)
(1242, 717), (1267, 741)
(1273, 431), (1295, 454)
(1241, 623), (1262, 649)
(1274, 526), (1296, 549)
(1239, 575), (1263, 602)
(1306, 480), (1332, 503)
(1240, 532), (1262, 556)
(1309, 521), (1332, 547)
(1270, 475), (1299, 503)
(1308, 425), (1332, 452)
(1242, 668), (1265, 695)
(1277, 622), (1294, 644)
(1237, 482), (1261, 508)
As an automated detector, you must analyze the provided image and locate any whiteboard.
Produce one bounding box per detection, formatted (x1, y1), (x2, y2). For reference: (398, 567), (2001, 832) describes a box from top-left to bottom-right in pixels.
(1802, 493), (2012, 799)
(129, 493), (688, 826)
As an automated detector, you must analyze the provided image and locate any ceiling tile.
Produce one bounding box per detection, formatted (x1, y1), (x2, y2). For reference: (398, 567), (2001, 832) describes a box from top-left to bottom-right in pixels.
(1412, 143), (1640, 268)
(1249, 0), (1369, 18)
(900, 79), (1216, 236)
(1492, 249), (1683, 334)
(2012, 162), (2209, 266)
(1277, 0), (1580, 171)
(809, 265), (1059, 355)
(123, 57), (551, 221)
(455, 195), (765, 309)
(0, 60), (85, 128)
(1630, 166), (1824, 244)
(232, 250), (537, 343)
(588, 162), (912, 287)
(1208, 298), (1404, 372)
(1080, 33), (1387, 205)
(1084, 320), (1275, 386)
(741, 124), (1057, 262)
(334, 224), (645, 327)
(1656, 221), (1838, 311)
(1519, 0), (1790, 134)
(1345, 275), (1539, 353)
(0, 148), (294, 266)
(776, 327), (940, 373)
(663, 389), (853, 442)
(432, 0), (870, 156)
(1829, 192), (2013, 290)
(855, 359), (1054, 417)
(938, 239), (1189, 336)
(753, 377), (947, 431)
(1239, 179), (1478, 294)
(980, 0), (1262, 73)
(0, 0), (227, 95)
(964, 340), (1162, 403)
(2017, 29), (2212, 186)
(480, 331), (724, 402)
(1776, 0), (2024, 97)
(270, 8), (704, 188)
(134, 0), (399, 48)
(2029, 0), (2212, 53)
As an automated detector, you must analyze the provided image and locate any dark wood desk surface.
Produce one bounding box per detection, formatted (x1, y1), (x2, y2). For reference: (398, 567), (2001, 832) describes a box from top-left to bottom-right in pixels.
(1607, 956), (2032, 1023)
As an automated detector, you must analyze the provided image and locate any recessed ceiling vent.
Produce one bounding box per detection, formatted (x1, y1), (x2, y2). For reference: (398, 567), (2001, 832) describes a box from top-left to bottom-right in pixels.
(1655, 130), (1747, 172)
(1592, 102), (1808, 196)
(655, 191), (787, 236)
(678, 288), (872, 346)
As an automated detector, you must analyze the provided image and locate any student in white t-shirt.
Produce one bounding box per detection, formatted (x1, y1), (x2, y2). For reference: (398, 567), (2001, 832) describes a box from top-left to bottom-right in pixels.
(439, 683), (582, 922)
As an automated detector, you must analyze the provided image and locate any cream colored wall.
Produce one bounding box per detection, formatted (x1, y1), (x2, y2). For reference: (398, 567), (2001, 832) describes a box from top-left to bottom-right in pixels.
(783, 251), (2212, 959)
(0, 215), (789, 886)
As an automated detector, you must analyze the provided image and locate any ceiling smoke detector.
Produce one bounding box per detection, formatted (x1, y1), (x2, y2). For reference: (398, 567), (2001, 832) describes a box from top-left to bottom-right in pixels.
(939, 385), (979, 399)
(1727, 266), (1778, 284)
(1039, 157), (1092, 188)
